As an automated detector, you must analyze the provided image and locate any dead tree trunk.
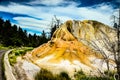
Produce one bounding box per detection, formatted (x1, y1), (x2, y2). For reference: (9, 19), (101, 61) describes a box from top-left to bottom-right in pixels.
(113, 8), (120, 80)
(117, 8), (120, 80)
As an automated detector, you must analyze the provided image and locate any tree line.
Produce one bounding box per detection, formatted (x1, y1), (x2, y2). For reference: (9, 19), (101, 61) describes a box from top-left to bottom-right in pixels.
(0, 18), (49, 47)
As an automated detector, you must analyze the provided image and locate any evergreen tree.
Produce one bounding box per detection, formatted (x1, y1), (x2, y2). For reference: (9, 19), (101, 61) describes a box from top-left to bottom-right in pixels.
(50, 24), (57, 38)
(41, 30), (48, 44)
(0, 18), (49, 47)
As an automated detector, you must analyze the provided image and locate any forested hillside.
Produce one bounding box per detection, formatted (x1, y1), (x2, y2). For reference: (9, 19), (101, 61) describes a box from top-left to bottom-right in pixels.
(0, 18), (49, 47)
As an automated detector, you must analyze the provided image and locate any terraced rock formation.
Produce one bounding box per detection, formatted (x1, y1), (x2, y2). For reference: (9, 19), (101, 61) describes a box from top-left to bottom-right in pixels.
(26, 20), (116, 77)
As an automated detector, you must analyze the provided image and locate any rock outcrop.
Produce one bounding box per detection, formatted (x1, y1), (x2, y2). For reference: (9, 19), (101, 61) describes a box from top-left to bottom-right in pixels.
(26, 20), (116, 77)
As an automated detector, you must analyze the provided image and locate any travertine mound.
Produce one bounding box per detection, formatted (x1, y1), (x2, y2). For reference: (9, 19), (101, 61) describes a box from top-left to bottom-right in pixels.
(26, 20), (116, 77)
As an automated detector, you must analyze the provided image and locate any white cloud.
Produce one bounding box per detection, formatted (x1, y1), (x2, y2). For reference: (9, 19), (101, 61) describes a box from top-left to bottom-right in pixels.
(13, 17), (50, 28)
(28, 0), (79, 6)
(0, 2), (116, 34)
(74, 3), (114, 26)
(29, 0), (64, 6)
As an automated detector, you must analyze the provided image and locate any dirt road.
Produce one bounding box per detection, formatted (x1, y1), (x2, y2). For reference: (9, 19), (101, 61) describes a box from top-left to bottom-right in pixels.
(0, 50), (7, 80)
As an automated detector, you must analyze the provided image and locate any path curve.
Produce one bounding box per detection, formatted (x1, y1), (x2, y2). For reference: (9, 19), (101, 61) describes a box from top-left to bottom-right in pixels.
(0, 50), (7, 80)
(4, 50), (16, 80)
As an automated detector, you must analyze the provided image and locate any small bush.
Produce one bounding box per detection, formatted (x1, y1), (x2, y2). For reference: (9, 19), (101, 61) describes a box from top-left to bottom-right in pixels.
(55, 72), (71, 80)
(74, 70), (114, 80)
(9, 56), (17, 66)
(35, 69), (53, 80)
(103, 70), (115, 80)
(8, 47), (33, 66)
(35, 69), (71, 80)
(0, 44), (9, 50)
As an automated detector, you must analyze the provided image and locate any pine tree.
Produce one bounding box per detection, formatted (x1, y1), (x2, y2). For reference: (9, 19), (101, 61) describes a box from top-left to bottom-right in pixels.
(0, 18), (49, 47)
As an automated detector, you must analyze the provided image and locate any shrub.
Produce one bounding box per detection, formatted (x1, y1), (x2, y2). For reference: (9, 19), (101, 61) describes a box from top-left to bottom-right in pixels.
(9, 56), (17, 66)
(0, 44), (9, 50)
(8, 47), (33, 66)
(35, 69), (55, 80)
(55, 72), (71, 80)
(74, 70), (114, 80)
(35, 69), (71, 80)
(104, 70), (115, 80)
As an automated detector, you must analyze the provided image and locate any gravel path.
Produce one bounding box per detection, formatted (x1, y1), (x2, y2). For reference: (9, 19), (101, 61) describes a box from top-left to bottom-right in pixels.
(0, 50), (7, 80)
(4, 50), (16, 80)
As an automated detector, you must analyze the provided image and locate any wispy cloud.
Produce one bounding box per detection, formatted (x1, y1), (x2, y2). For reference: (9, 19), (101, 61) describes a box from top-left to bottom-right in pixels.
(28, 0), (64, 6)
(13, 17), (49, 28)
(28, 0), (79, 6)
(0, 0), (116, 35)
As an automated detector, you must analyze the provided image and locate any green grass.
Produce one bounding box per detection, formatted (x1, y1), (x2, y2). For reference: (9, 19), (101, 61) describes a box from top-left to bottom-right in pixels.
(8, 47), (33, 66)
(0, 44), (9, 50)
(35, 68), (71, 80)
(34, 67), (115, 80)
(74, 70), (114, 80)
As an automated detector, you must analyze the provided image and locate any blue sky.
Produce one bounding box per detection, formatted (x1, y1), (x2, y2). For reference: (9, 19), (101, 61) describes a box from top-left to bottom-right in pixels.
(0, 0), (120, 35)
